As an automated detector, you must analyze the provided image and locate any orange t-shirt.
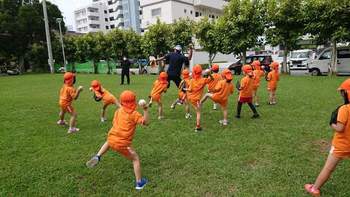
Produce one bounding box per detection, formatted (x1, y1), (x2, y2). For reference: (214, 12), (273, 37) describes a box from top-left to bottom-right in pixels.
(267, 71), (279, 89)
(207, 73), (222, 92)
(239, 76), (254, 98)
(94, 89), (117, 105)
(332, 105), (350, 154)
(253, 70), (264, 89)
(212, 80), (234, 102)
(59, 84), (77, 106)
(151, 80), (168, 100)
(107, 107), (144, 148)
(187, 77), (212, 102)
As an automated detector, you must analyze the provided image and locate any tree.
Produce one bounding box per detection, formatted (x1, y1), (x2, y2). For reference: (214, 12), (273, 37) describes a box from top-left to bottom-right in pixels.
(63, 35), (78, 72)
(304, 0), (350, 75)
(265, 0), (305, 73)
(122, 29), (142, 58)
(195, 17), (220, 65)
(218, 0), (265, 63)
(141, 19), (172, 57)
(171, 19), (194, 51)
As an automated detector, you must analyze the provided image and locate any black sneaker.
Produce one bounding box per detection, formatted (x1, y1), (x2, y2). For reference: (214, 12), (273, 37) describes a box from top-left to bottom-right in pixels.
(251, 114), (260, 119)
(195, 127), (202, 132)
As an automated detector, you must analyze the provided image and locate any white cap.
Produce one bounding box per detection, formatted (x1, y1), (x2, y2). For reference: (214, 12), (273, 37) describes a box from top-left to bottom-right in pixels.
(174, 45), (182, 51)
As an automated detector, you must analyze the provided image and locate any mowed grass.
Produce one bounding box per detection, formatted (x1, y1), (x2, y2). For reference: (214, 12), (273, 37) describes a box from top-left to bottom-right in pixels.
(1, 73), (350, 196)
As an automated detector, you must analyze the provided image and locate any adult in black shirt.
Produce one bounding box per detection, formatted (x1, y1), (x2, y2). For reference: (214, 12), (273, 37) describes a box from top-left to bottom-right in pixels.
(157, 45), (192, 88)
(120, 56), (131, 85)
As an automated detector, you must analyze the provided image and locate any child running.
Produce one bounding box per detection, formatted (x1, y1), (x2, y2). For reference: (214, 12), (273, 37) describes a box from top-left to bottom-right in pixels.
(305, 79), (350, 196)
(57, 72), (83, 133)
(266, 61), (280, 105)
(171, 69), (191, 119)
(148, 72), (168, 120)
(206, 64), (222, 110)
(200, 69), (234, 126)
(252, 60), (264, 106)
(89, 80), (120, 122)
(86, 90), (149, 190)
(187, 64), (213, 131)
(236, 65), (259, 119)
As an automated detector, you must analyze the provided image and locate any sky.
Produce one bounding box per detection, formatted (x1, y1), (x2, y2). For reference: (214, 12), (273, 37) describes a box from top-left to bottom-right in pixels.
(47, 0), (93, 30)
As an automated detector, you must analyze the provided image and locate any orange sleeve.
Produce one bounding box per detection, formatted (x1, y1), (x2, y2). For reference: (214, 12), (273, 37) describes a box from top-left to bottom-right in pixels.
(133, 111), (145, 125)
(337, 106), (348, 125)
(214, 80), (223, 92)
(267, 72), (272, 81)
(68, 87), (77, 99)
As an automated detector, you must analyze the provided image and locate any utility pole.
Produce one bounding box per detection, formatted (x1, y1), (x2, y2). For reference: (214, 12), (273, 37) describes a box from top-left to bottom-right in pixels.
(42, 0), (54, 73)
(56, 18), (67, 71)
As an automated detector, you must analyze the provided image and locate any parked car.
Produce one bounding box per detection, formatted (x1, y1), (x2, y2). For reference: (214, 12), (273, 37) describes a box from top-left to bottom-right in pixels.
(308, 46), (350, 76)
(288, 49), (315, 76)
(228, 54), (273, 74)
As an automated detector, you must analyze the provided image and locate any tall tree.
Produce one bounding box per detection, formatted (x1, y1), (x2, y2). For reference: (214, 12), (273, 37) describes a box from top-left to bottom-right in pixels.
(265, 0), (305, 73)
(304, 0), (350, 75)
(171, 19), (194, 52)
(195, 17), (220, 65)
(218, 0), (265, 63)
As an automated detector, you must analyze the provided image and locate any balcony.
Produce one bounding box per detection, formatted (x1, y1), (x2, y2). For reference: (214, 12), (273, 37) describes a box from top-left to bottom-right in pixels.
(193, 0), (227, 11)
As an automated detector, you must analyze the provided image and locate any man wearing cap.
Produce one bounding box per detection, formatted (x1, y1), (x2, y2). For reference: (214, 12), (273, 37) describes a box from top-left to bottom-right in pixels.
(156, 45), (193, 88)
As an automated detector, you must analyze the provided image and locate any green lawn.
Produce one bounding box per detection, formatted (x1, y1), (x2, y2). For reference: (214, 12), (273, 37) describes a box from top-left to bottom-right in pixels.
(1, 74), (350, 196)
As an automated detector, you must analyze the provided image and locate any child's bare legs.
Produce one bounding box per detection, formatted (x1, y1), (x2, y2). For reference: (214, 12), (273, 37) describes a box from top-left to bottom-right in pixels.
(268, 91), (273, 104)
(127, 147), (142, 182)
(67, 111), (79, 132)
(313, 154), (341, 190)
(195, 105), (202, 130)
(171, 99), (179, 109)
(158, 102), (163, 119)
(200, 93), (212, 105)
(272, 91), (277, 104)
(101, 104), (108, 122)
(59, 110), (65, 121)
(184, 101), (191, 119)
(223, 107), (228, 122)
(97, 141), (110, 157)
(253, 90), (259, 106)
(86, 141), (109, 168)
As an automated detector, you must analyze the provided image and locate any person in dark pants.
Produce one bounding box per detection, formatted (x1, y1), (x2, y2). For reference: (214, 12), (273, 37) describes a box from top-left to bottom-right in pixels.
(120, 56), (131, 85)
(156, 45), (193, 88)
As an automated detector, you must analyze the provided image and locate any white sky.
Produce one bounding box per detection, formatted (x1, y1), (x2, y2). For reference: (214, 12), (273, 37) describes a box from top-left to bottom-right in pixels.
(47, 0), (93, 30)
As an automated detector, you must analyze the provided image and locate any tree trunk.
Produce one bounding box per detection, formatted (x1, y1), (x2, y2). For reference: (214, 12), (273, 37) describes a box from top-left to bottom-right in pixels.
(283, 48), (288, 73)
(72, 62), (76, 73)
(330, 39), (337, 76)
(18, 55), (25, 73)
(209, 53), (213, 66)
(241, 50), (247, 64)
(92, 60), (98, 74)
(107, 59), (111, 74)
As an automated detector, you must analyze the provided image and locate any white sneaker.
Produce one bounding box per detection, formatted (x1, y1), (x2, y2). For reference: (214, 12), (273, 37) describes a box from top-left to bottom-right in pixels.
(67, 127), (80, 134)
(219, 120), (228, 126)
(185, 113), (192, 119)
(213, 104), (217, 110)
(57, 120), (67, 126)
(101, 117), (107, 122)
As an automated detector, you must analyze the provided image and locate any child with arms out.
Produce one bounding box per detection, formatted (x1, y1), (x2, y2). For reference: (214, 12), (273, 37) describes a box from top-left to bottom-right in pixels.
(148, 72), (168, 120)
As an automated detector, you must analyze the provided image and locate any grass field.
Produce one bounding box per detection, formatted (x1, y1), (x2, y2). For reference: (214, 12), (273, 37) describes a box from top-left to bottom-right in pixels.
(1, 73), (350, 196)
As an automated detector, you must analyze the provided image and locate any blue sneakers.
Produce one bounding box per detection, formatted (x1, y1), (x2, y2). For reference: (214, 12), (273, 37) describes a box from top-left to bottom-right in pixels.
(135, 178), (148, 190)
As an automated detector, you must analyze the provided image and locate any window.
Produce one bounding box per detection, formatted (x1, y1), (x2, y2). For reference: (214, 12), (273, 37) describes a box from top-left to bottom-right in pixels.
(190, 10), (193, 15)
(105, 18), (108, 22)
(195, 12), (199, 17)
(109, 17), (115, 21)
(184, 9), (187, 13)
(110, 24), (115, 29)
(109, 8), (114, 13)
(200, 12), (202, 16)
(151, 8), (161, 17)
(104, 10), (107, 14)
(320, 50), (332, 60)
(337, 49), (350, 59)
(89, 24), (100, 29)
(106, 26), (109, 29)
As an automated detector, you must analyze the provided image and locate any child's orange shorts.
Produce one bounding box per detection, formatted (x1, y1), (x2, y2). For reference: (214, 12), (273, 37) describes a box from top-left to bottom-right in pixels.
(103, 97), (117, 106)
(60, 103), (74, 113)
(188, 98), (200, 108)
(268, 85), (277, 91)
(330, 146), (350, 159)
(151, 94), (162, 103)
(108, 140), (133, 159)
(212, 95), (228, 108)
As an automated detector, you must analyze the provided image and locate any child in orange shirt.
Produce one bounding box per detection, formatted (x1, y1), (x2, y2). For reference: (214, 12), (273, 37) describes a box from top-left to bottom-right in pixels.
(266, 61), (280, 105)
(171, 69), (191, 118)
(236, 65), (259, 119)
(200, 69), (234, 126)
(187, 64), (213, 131)
(305, 79), (350, 196)
(57, 72), (83, 133)
(148, 72), (168, 120)
(89, 80), (121, 122)
(252, 60), (264, 107)
(86, 90), (149, 190)
(207, 64), (222, 110)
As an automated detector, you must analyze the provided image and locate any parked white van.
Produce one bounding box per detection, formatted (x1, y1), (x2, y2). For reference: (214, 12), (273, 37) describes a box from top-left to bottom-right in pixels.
(308, 46), (350, 76)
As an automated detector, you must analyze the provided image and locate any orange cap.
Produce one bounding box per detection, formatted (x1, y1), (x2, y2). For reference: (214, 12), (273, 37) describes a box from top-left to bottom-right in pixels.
(182, 69), (190, 79)
(251, 60), (261, 70)
(192, 64), (203, 79)
(270, 61), (279, 70)
(90, 80), (101, 91)
(64, 72), (75, 85)
(120, 90), (137, 113)
(159, 72), (168, 84)
(211, 64), (219, 72)
(222, 69), (233, 80)
(242, 64), (253, 74)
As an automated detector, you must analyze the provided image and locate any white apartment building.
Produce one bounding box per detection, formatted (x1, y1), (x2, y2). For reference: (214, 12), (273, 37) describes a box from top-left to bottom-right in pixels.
(74, 0), (141, 33)
(140, 0), (228, 31)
